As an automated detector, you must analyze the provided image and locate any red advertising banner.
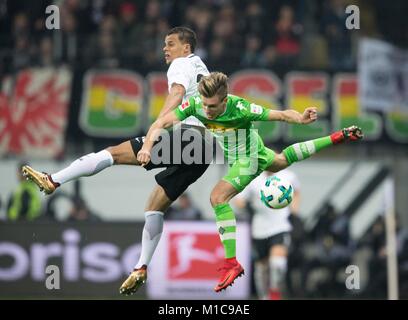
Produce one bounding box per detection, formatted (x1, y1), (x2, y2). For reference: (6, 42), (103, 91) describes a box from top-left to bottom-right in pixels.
(0, 68), (72, 158)
(148, 221), (251, 299)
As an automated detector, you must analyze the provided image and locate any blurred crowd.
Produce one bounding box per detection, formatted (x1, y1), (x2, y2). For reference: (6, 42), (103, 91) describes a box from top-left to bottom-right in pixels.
(1, 0), (408, 77)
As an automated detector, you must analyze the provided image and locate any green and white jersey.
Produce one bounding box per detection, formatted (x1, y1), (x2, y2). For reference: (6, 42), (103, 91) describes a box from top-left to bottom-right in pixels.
(174, 94), (270, 162)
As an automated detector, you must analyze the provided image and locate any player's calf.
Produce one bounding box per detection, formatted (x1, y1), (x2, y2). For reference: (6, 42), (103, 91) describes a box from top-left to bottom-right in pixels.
(210, 180), (239, 207)
(106, 141), (139, 165)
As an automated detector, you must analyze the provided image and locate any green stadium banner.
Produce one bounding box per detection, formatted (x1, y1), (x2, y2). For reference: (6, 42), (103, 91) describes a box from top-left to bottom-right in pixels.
(146, 72), (168, 127)
(79, 70), (144, 137)
(74, 68), (408, 143)
(229, 70), (282, 142)
(332, 74), (382, 140)
(285, 72), (330, 141)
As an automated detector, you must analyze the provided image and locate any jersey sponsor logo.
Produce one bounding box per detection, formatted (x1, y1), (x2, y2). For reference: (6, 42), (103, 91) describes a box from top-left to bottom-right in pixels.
(250, 103), (263, 115)
(206, 123), (235, 133)
(179, 100), (190, 111)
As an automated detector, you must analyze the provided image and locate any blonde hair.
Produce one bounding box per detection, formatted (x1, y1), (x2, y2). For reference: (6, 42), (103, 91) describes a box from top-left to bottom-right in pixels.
(198, 72), (228, 99)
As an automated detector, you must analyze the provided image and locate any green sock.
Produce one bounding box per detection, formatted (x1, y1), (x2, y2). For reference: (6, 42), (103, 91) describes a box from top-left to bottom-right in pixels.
(283, 136), (332, 165)
(213, 203), (236, 259)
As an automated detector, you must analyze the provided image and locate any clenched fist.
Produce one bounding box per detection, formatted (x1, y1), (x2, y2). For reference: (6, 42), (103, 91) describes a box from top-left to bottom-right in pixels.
(301, 107), (318, 124)
(137, 149), (151, 167)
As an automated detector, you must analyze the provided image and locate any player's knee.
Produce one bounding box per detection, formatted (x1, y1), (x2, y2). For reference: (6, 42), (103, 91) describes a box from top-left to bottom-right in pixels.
(275, 153), (289, 170)
(210, 191), (226, 207)
(105, 146), (119, 163)
(269, 255), (287, 288)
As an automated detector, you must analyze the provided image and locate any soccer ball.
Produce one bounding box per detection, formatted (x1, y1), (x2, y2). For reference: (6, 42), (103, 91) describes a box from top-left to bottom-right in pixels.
(260, 175), (293, 209)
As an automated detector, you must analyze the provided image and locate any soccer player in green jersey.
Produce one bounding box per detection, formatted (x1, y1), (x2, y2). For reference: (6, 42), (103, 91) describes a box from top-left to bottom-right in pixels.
(137, 72), (363, 292)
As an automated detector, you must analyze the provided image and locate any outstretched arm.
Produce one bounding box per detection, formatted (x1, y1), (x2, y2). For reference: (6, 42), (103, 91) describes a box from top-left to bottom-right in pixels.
(267, 107), (318, 124)
(158, 83), (186, 117)
(137, 112), (181, 166)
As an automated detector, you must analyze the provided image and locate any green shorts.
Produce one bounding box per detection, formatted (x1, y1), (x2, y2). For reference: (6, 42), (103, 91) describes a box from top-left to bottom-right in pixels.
(223, 147), (276, 192)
